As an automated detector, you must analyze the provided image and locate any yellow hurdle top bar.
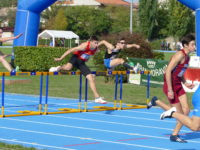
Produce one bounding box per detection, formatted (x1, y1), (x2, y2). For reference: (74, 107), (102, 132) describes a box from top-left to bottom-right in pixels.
(0, 71), (150, 77)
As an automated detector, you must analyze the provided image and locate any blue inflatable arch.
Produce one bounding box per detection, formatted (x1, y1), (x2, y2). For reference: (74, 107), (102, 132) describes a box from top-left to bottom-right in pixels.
(14, 0), (57, 46)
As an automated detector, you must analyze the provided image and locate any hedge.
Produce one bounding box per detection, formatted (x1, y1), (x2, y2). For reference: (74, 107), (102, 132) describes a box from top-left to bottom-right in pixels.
(14, 46), (72, 72)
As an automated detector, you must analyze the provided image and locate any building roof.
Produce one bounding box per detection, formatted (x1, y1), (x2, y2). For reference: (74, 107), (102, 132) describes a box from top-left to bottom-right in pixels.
(56, 0), (101, 6)
(95, 0), (130, 6)
(56, 0), (134, 6)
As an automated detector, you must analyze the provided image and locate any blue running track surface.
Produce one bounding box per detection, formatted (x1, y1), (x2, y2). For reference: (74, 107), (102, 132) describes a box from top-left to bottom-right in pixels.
(0, 93), (200, 150)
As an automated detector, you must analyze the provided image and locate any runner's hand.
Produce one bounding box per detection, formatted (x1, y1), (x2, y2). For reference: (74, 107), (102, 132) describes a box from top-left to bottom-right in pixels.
(184, 82), (195, 89)
(15, 33), (23, 39)
(54, 58), (62, 61)
(136, 45), (140, 49)
(168, 91), (174, 100)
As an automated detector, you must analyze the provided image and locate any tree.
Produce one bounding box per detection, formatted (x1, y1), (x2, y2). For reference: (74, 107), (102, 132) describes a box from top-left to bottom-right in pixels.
(167, 0), (195, 39)
(103, 6), (131, 33)
(154, 2), (170, 39)
(7, 9), (16, 27)
(0, 0), (17, 8)
(41, 4), (62, 29)
(139, 0), (158, 40)
(51, 8), (68, 30)
(65, 6), (112, 39)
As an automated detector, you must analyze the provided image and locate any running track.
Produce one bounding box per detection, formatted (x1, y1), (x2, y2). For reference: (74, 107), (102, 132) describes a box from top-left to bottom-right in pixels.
(0, 93), (199, 150)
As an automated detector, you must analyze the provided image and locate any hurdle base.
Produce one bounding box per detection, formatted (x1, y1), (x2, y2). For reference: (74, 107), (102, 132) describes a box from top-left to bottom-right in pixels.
(58, 108), (81, 112)
(17, 110), (42, 114)
(120, 104), (147, 110)
(43, 108), (81, 115)
(84, 106), (117, 112)
(0, 110), (43, 117)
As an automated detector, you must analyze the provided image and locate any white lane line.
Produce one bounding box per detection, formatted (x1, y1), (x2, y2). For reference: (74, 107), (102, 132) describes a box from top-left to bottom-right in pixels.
(0, 126), (171, 150)
(5, 118), (174, 136)
(4, 117), (199, 144)
(4, 92), (77, 100)
(83, 112), (174, 123)
(2, 110), (194, 142)
(0, 137), (75, 150)
(2, 106), (191, 133)
(45, 115), (191, 134)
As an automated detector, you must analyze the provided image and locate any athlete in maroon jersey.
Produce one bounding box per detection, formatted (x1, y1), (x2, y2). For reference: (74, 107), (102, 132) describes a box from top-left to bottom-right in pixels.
(49, 36), (107, 104)
(163, 49), (190, 104)
(147, 34), (196, 143)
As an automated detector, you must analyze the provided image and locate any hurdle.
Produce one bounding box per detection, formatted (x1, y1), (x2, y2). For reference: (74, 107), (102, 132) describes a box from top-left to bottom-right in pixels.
(44, 72), (82, 115)
(0, 71), (150, 117)
(0, 72), (44, 117)
(92, 70), (149, 111)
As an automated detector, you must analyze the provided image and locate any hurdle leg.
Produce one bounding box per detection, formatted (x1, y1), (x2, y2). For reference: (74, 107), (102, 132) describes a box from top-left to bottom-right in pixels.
(118, 74), (123, 110)
(44, 74), (49, 115)
(1, 74), (5, 117)
(114, 74), (119, 109)
(83, 78), (88, 112)
(38, 74), (43, 113)
(146, 73), (150, 104)
(78, 74), (82, 112)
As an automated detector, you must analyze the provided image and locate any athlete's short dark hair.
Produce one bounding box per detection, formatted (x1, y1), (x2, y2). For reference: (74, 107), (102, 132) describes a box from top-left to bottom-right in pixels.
(89, 36), (98, 41)
(181, 33), (195, 47)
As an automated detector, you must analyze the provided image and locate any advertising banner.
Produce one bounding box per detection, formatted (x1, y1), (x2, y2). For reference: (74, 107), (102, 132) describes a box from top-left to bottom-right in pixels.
(128, 58), (168, 87)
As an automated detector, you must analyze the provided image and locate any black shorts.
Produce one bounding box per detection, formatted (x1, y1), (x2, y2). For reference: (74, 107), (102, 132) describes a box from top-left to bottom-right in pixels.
(69, 55), (91, 76)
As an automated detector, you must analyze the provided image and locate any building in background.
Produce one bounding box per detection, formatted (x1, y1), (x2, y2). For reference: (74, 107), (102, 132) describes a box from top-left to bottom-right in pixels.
(96, 0), (130, 6)
(56, 0), (139, 9)
(56, 0), (101, 6)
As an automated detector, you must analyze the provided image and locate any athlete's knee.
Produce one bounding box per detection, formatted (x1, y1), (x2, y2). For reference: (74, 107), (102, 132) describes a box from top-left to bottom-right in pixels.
(183, 107), (190, 115)
(61, 65), (71, 71)
(86, 74), (95, 81)
(0, 56), (4, 62)
(190, 125), (200, 131)
(120, 58), (125, 64)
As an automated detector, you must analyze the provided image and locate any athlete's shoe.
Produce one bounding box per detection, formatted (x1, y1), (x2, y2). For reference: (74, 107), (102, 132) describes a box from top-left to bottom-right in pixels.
(10, 66), (20, 73)
(15, 66), (20, 72)
(95, 97), (107, 104)
(147, 96), (158, 109)
(170, 135), (187, 143)
(134, 63), (140, 73)
(49, 66), (60, 72)
(131, 63), (139, 73)
(160, 107), (176, 120)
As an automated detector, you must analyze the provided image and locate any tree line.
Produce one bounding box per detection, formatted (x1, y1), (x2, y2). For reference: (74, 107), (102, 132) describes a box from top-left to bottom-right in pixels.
(0, 0), (195, 41)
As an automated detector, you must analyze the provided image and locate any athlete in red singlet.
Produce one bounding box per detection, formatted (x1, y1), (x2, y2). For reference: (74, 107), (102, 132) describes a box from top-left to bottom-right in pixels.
(148, 34), (196, 143)
(73, 41), (98, 61)
(49, 36), (107, 104)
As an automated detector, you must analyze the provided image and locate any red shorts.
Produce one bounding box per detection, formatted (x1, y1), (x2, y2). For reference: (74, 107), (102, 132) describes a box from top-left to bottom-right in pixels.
(163, 82), (185, 104)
